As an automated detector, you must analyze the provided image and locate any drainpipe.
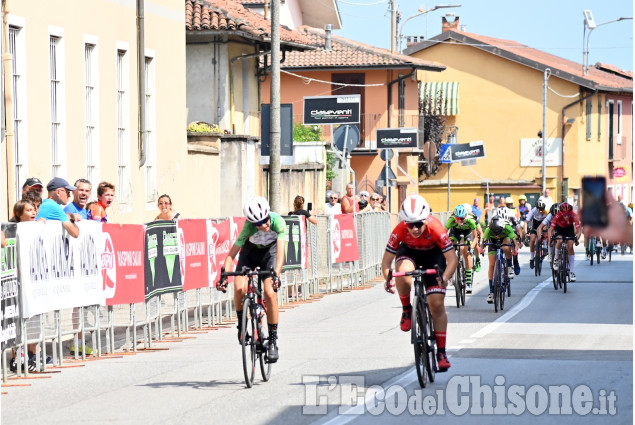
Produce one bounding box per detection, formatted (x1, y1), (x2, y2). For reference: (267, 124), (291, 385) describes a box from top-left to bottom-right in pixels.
(387, 69), (415, 128)
(560, 89), (597, 201)
(137, 0), (147, 167)
(2, 0), (16, 218)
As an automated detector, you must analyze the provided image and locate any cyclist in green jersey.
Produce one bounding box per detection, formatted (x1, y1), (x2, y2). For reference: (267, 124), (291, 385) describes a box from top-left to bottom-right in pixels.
(218, 197), (287, 363)
(445, 204), (478, 293)
(462, 203), (483, 272)
(480, 215), (515, 304)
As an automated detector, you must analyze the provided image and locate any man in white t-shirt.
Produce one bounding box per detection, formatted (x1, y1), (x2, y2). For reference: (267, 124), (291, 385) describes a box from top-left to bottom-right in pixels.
(543, 188), (554, 205)
(325, 192), (342, 215)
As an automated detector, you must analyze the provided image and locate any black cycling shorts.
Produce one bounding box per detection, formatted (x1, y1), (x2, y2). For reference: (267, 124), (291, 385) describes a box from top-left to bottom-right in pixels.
(529, 218), (543, 235)
(449, 228), (475, 242)
(236, 241), (277, 271)
(552, 225), (576, 240)
(394, 245), (447, 295)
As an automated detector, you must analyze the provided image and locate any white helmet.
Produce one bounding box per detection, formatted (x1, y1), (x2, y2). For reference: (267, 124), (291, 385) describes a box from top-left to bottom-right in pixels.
(462, 203), (473, 215)
(243, 197), (270, 223)
(496, 206), (509, 220)
(400, 195), (431, 223)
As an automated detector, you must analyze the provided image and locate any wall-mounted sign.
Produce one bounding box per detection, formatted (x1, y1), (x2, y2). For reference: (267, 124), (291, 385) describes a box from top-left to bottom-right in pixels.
(376, 128), (418, 149)
(440, 141), (486, 163)
(303, 95), (361, 125)
(520, 138), (562, 167)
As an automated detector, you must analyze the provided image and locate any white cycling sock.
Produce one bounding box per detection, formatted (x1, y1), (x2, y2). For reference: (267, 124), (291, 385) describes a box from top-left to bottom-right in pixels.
(530, 251), (535, 259)
(569, 255), (575, 273)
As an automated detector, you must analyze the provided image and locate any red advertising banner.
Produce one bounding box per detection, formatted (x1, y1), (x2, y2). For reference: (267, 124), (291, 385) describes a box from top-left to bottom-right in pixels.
(178, 219), (210, 291)
(207, 217), (246, 286)
(330, 214), (360, 263)
(102, 224), (145, 306)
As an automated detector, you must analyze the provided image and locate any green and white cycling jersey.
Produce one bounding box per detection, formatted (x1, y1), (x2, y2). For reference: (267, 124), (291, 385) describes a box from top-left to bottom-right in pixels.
(235, 212), (288, 248)
(483, 222), (516, 241)
(445, 215), (478, 231)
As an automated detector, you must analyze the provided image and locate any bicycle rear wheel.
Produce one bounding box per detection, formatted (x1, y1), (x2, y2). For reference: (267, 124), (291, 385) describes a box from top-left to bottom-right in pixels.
(424, 304), (436, 383)
(493, 258), (501, 313)
(411, 295), (428, 388)
(460, 263), (466, 307)
(257, 305), (272, 382)
(552, 263), (558, 290)
(596, 249), (601, 265)
(241, 298), (257, 388)
(454, 260), (462, 308)
(589, 239), (595, 266)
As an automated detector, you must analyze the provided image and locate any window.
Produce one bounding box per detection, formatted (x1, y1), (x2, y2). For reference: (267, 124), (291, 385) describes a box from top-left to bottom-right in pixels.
(50, 33), (65, 177)
(85, 41), (99, 194)
(585, 99), (592, 140)
(145, 55), (156, 203)
(9, 23), (27, 200)
(597, 97), (602, 141)
(617, 100), (622, 145)
(117, 47), (130, 203)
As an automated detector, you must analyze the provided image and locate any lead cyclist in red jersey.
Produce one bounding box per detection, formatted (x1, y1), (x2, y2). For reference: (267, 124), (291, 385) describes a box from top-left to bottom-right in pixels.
(548, 202), (581, 281)
(382, 195), (458, 371)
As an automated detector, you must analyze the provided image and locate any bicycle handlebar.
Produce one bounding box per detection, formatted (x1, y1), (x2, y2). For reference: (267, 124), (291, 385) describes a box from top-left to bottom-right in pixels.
(483, 242), (515, 248)
(221, 266), (276, 278)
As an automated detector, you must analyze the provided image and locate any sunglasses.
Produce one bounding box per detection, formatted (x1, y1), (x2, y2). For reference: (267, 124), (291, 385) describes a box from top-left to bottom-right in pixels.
(329, 197), (338, 200)
(371, 197), (379, 201)
(406, 221), (425, 229)
(254, 216), (270, 227)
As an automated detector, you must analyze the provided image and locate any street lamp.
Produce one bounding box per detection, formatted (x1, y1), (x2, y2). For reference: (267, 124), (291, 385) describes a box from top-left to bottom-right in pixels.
(397, 4), (461, 52)
(582, 10), (632, 75)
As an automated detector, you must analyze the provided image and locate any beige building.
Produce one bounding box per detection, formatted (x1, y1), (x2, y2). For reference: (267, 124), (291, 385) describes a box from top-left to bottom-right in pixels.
(1, 0), (220, 223)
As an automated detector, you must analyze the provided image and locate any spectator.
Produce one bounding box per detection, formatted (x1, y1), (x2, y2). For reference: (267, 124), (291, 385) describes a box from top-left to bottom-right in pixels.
(64, 178), (91, 222)
(380, 195), (387, 211)
(325, 192), (342, 215)
(11, 200), (37, 222)
(369, 193), (383, 212)
(484, 194), (496, 224)
(88, 181), (115, 222)
(21, 177), (43, 198)
(35, 177), (79, 238)
(543, 188), (554, 205)
(359, 190), (370, 204)
(585, 191), (633, 246)
(22, 190), (43, 212)
(289, 195), (318, 225)
(154, 194), (180, 220)
(358, 198), (372, 213)
(340, 183), (360, 214)
(472, 197), (482, 224)
(497, 196), (506, 208)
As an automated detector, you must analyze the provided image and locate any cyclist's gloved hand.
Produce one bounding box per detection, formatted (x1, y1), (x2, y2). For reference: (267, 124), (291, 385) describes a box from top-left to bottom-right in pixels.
(384, 278), (396, 294)
(271, 274), (281, 292)
(216, 279), (228, 293)
(574, 238), (580, 246)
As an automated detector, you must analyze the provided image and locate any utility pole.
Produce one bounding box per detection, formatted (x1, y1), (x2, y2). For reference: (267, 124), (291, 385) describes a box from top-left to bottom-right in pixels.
(269, 0), (281, 212)
(390, 0), (395, 53)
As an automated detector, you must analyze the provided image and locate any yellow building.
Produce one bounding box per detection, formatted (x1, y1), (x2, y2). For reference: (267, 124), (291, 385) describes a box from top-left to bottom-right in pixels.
(404, 17), (633, 214)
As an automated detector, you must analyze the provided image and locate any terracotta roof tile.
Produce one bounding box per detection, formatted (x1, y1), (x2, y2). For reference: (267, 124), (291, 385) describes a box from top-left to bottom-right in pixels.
(407, 30), (632, 92)
(282, 26), (444, 71)
(185, 0), (311, 46)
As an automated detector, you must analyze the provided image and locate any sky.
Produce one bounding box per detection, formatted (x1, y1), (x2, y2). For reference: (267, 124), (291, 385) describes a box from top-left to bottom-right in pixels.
(333, 0), (634, 72)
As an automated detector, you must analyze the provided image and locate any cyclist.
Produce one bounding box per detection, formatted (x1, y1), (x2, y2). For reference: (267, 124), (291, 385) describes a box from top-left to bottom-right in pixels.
(463, 203), (484, 272)
(496, 206), (521, 275)
(382, 195), (458, 371)
(526, 198), (549, 269)
(537, 202), (559, 268)
(218, 197), (287, 363)
(517, 195), (532, 244)
(547, 202), (581, 282)
(480, 215), (515, 303)
(445, 204), (478, 293)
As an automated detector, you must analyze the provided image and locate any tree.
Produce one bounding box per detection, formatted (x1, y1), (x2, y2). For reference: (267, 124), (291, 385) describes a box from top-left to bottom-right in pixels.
(418, 87), (446, 179)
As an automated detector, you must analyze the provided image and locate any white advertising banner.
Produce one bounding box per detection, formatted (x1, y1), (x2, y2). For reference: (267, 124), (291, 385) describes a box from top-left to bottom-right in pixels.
(17, 221), (104, 318)
(520, 138), (562, 167)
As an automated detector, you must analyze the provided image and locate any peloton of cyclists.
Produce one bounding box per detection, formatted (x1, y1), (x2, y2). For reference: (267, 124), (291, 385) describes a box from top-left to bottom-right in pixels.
(480, 214), (516, 304)
(445, 204), (479, 293)
(382, 195), (458, 371)
(547, 202), (582, 282)
(526, 197), (550, 269)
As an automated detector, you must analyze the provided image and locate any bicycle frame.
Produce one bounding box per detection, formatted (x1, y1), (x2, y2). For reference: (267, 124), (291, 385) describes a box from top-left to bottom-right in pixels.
(552, 236), (576, 294)
(452, 240), (471, 308)
(484, 241), (514, 312)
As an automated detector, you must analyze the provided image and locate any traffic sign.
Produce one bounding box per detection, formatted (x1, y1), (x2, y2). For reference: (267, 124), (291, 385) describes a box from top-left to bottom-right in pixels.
(333, 124), (360, 153)
(380, 148), (394, 161)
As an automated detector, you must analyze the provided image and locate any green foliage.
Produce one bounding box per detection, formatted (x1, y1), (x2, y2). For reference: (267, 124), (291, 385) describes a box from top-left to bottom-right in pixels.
(418, 92), (447, 178)
(293, 123), (323, 142)
(326, 149), (338, 182)
(187, 121), (221, 133)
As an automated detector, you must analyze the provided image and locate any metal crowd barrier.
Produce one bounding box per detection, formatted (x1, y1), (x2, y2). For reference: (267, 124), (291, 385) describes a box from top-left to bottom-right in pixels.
(2, 212), (391, 381)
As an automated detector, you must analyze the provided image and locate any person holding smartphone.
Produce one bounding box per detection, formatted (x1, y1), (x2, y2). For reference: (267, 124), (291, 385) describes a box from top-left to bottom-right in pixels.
(548, 203), (581, 282)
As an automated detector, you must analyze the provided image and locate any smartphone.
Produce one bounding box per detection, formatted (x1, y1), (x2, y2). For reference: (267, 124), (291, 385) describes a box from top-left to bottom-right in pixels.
(581, 176), (608, 228)
(307, 202), (313, 212)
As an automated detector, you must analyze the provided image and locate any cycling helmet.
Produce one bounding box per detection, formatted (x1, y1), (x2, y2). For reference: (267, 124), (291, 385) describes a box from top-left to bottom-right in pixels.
(549, 203), (560, 216)
(243, 197), (270, 223)
(496, 207), (509, 220)
(559, 202), (573, 214)
(489, 216), (505, 236)
(536, 200), (546, 210)
(505, 196), (514, 205)
(400, 195), (430, 223)
(462, 203), (473, 214)
(454, 204), (468, 218)
(518, 195), (527, 201)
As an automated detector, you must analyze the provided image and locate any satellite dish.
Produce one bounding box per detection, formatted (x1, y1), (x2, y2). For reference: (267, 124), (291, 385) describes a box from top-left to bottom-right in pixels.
(333, 124), (360, 154)
(380, 149), (394, 161)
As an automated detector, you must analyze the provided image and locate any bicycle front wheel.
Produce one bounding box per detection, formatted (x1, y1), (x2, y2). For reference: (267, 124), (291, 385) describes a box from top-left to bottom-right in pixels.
(493, 258), (501, 313)
(454, 261), (462, 308)
(241, 298), (257, 388)
(424, 302), (436, 383)
(411, 295), (427, 388)
(257, 305), (272, 382)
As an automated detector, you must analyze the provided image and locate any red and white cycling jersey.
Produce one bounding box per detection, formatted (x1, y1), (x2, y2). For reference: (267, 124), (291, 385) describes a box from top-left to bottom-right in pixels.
(386, 216), (453, 254)
(550, 211), (580, 230)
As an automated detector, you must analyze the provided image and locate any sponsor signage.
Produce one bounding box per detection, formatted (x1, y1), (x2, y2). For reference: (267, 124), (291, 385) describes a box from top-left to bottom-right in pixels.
(376, 128), (418, 149)
(329, 214), (360, 263)
(1, 223), (21, 350)
(303, 95), (361, 125)
(102, 224), (145, 306)
(520, 138), (562, 167)
(440, 141), (485, 163)
(177, 219), (210, 292)
(144, 220), (182, 299)
(282, 216), (308, 270)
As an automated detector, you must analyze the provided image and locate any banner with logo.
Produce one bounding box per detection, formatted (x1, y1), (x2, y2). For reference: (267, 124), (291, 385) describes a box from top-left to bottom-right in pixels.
(102, 224), (145, 306)
(1, 223), (21, 350)
(18, 221), (104, 318)
(282, 215), (307, 270)
(520, 138), (562, 167)
(144, 220), (182, 299)
(177, 219), (210, 291)
(207, 217), (247, 286)
(330, 214), (360, 263)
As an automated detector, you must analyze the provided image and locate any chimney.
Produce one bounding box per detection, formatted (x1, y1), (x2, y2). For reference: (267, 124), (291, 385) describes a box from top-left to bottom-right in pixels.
(442, 15), (460, 32)
(324, 24), (332, 51)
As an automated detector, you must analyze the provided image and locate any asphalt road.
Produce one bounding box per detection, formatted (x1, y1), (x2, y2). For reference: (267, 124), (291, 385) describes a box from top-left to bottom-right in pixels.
(2, 247), (632, 425)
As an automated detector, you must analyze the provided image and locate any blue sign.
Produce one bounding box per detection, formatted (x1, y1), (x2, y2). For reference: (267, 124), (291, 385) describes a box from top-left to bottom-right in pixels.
(439, 144), (453, 163)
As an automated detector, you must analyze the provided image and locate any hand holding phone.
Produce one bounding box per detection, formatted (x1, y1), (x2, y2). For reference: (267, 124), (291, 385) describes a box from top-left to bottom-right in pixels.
(581, 176), (608, 228)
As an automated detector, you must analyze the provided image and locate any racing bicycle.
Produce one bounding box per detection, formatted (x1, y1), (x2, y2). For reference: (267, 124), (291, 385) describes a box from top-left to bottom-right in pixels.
(552, 236), (577, 294)
(484, 241), (515, 312)
(452, 238), (472, 308)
